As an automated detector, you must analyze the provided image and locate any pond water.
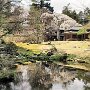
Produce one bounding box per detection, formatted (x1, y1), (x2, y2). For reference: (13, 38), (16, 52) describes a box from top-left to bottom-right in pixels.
(0, 63), (90, 90)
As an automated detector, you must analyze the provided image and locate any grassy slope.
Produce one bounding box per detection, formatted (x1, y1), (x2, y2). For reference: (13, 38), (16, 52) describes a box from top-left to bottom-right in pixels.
(15, 41), (90, 57)
(15, 42), (53, 54)
(51, 41), (90, 57)
(15, 41), (90, 71)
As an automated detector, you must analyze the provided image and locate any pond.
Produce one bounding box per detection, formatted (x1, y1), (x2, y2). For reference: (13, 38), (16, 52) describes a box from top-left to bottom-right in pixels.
(0, 62), (90, 90)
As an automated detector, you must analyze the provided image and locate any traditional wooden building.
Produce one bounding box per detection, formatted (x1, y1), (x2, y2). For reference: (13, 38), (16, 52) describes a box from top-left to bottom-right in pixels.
(59, 24), (90, 41)
(41, 13), (90, 41)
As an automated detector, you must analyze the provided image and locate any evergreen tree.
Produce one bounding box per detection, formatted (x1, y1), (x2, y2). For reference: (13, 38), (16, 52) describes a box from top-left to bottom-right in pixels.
(32, 0), (54, 13)
(62, 4), (79, 23)
(62, 3), (72, 17)
(71, 10), (79, 22)
(84, 7), (90, 22)
(84, 7), (90, 16)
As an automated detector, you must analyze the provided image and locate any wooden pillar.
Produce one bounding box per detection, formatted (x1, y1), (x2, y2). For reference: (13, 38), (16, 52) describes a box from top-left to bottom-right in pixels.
(82, 34), (83, 41)
(57, 29), (60, 41)
(77, 34), (78, 40)
(64, 33), (66, 41)
(70, 33), (72, 40)
(65, 33), (67, 41)
(84, 34), (85, 40)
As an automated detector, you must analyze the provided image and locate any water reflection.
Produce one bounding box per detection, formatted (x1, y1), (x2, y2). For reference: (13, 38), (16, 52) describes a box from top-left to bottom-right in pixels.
(10, 66), (31, 90)
(0, 63), (90, 90)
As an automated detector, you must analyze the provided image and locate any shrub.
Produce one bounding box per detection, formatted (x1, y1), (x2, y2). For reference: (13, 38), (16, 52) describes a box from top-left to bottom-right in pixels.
(0, 69), (16, 83)
(4, 42), (18, 55)
(67, 54), (76, 60)
(31, 53), (49, 61)
(0, 41), (18, 82)
(49, 54), (63, 61)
